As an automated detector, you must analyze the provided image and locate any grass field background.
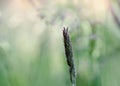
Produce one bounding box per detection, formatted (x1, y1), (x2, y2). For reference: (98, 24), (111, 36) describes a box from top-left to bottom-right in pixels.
(0, 0), (120, 86)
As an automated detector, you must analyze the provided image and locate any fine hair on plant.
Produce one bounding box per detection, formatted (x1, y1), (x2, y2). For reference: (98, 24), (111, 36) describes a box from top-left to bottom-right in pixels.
(63, 27), (76, 86)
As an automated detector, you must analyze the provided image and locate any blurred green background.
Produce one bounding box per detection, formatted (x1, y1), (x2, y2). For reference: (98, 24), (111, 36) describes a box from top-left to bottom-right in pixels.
(0, 0), (120, 86)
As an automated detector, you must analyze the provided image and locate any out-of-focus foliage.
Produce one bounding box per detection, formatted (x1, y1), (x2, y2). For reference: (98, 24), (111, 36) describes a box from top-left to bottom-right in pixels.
(0, 0), (120, 86)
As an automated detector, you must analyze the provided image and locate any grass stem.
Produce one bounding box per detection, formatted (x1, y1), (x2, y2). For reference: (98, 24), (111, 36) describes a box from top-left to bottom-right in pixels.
(63, 27), (76, 86)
